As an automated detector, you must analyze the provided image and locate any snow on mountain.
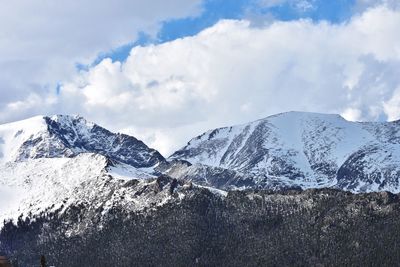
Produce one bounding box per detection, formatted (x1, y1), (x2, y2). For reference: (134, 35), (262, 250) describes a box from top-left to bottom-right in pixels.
(0, 153), (162, 225)
(0, 115), (165, 168)
(0, 115), (227, 229)
(3, 113), (400, 266)
(0, 116), (48, 164)
(0, 115), (174, 226)
(170, 111), (400, 192)
(2, 111), (400, 227)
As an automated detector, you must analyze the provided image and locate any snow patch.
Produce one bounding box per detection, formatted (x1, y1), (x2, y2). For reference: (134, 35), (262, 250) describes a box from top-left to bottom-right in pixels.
(0, 115), (47, 163)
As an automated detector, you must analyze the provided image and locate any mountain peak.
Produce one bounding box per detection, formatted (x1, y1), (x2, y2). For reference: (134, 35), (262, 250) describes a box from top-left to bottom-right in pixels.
(0, 115), (165, 168)
(266, 110), (345, 119)
(256, 111), (347, 126)
(171, 111), (400, 192)
(48, 113), (91, 122)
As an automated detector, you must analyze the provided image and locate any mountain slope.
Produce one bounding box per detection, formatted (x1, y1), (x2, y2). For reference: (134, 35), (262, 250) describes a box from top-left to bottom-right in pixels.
(0, 153), (167, 225)
(0, 115), (176, 228)
(0, 115), (165, 168)
(2, 113), (400, 266)
(3, 188), (400, 266)
(170, 111), (400, 192)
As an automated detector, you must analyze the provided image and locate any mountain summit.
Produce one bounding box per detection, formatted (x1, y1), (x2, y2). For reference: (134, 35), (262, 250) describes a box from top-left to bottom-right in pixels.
(0, 115), (165, 168)
(2, 112), (400, 266)
(170, 111), (400, 192)
(0, 115), (195, 228)
(2, 112), (400, 194)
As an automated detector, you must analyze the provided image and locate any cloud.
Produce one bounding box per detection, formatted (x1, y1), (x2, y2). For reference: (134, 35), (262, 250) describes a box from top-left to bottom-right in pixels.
(341, 108), (363, 121)
(2, 4), (400, 156)
(354, 0), (400, 13)
(258, 0), (316, 12)
(0, 0), (202, 122)
(384, 87), (400, 121)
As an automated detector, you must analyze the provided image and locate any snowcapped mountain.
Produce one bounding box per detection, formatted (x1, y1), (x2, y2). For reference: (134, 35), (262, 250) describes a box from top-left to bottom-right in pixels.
(0, 153), (166, 225)
(0, 115), (180, 227)
(2, 113), (400, 266)
(170, 111), (400, 192)
(2, 111), (400, 227)
(0, 115), (164, 168)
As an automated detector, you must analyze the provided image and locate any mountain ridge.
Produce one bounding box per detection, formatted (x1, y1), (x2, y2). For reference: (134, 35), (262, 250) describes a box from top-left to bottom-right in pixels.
(0, 114), (165, 168)
(2, 112), (400, 266)
(170, 111), (400, 192)
(3, 112), (400, 193)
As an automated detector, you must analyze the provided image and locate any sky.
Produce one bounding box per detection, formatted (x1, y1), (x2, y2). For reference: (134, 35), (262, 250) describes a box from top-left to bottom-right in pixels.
(0, 0), (400, 155)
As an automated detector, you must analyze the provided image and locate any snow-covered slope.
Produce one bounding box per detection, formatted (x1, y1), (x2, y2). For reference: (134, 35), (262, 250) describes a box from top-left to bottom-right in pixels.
(0, 115), (174, 226)
(0, 116), (48, 163)
(170, 111), (400, 192)
(2, 111), (400, 228)
(3, 113), (400, 266)
(0, 115), (165, 168)
(0, 152), (210, 237)
(0, 153), (159, 224)
(0, 115), (227, 229)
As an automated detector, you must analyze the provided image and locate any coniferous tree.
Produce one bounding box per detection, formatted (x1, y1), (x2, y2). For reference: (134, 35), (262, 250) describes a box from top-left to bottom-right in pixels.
(40, 255), (46, 267)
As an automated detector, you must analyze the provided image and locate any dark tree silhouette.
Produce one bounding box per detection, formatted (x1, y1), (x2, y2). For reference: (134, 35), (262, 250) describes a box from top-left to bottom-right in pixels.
(40, 255), (46, 267)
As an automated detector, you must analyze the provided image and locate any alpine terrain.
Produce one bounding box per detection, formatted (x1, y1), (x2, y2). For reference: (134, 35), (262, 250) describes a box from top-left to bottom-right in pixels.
(171, 111), (400, 192)
(1, 112), (400, 266)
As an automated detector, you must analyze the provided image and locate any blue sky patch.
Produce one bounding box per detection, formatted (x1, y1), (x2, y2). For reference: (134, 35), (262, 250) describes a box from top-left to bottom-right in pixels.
(86, 0), (358, 68)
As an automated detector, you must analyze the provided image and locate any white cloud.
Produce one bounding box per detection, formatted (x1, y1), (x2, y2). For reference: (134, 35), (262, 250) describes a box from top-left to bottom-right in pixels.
(2, 5), (400, 156)
(341, 108), (363, 121)
(258, 0), (316, 12)
(0, 0), (202, 122)
(354, 0), (400, 13)
(384, 87), (400, 121)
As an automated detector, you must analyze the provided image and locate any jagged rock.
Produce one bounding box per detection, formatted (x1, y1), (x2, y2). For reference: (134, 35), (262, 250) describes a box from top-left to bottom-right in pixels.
(0, 115), (165, 168)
